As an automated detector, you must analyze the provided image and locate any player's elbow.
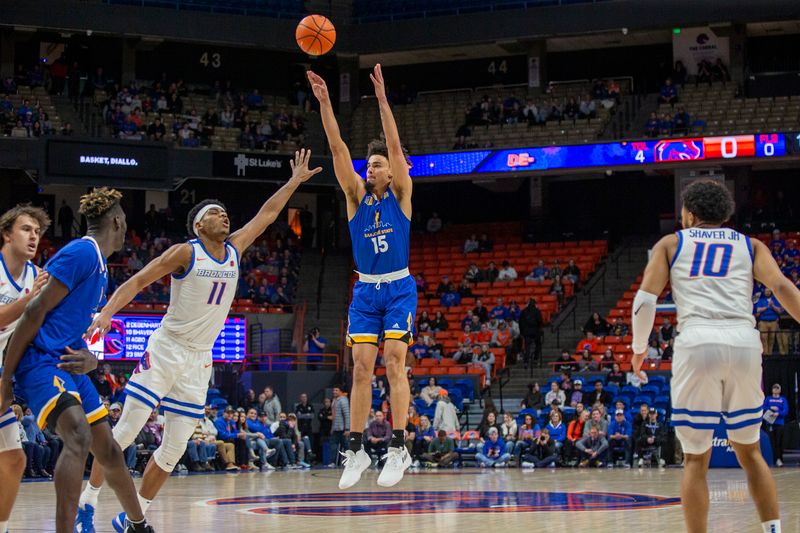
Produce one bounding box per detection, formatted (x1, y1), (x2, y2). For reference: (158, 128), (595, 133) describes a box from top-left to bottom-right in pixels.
(771, 277), (797, 302)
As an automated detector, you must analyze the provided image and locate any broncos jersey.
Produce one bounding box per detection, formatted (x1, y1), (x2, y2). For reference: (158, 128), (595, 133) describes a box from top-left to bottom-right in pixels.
(670, 227), (756, 331)
(160, 239), (239, 351)
(0, 254), (36, 358)
(348, 188), (410, 276)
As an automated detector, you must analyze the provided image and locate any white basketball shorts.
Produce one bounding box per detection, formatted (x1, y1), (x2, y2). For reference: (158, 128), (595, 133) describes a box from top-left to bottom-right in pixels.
(670, 323), (764, 455)
(0, 407), (21, 453)
(124, 327), (212, 421)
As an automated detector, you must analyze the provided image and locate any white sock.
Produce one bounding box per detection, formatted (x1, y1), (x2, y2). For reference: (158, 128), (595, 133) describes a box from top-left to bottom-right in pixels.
(137, 493), (152, 514)
(762, 520), (781, 533)
(0, 520), (8, 533)
(79, 483), (102, 508)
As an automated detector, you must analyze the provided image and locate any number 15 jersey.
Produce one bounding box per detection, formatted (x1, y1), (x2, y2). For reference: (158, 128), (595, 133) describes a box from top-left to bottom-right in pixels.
(670, 227), (755, 331)
(161, 239), (239, 350)
(348, 189), (410, 276)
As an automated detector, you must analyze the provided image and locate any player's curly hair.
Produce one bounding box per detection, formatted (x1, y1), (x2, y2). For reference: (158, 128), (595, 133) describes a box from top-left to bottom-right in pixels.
(79, 187), (123, 222)
(186, 198), (227, 238)
(366, 134), (411, 166)
(0, 204), (51, 237)
(681, 180), (734, 225)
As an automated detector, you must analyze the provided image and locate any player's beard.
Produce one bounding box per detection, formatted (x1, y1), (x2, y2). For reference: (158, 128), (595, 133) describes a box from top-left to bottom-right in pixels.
(364, 180), (375, 194)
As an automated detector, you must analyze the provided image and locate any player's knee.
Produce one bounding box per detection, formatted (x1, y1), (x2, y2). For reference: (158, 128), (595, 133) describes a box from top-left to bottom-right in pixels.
(730, 440), (761, 464)
(352, 358), (373, 378)
(94, 438), (123, 465)
(61, 420), (92, 456)
(153, 439), (187, 472)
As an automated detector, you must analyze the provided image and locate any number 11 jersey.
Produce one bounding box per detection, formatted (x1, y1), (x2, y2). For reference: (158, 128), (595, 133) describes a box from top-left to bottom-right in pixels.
(161, 239), (239, 350)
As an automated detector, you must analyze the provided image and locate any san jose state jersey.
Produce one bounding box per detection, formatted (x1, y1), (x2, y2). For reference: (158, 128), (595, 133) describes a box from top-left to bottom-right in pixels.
(348, 188), (410, 275)
(0, 254), (36, 358)
(670, 227), (756, 330)
(160, 239), (239, 351)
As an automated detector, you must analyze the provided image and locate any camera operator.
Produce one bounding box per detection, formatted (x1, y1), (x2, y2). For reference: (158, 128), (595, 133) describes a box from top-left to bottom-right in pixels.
(520, 428), (559, 468)
(302, 327), (327, 370)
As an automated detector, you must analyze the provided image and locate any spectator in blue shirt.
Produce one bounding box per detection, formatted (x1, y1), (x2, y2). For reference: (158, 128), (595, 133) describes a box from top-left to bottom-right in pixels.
(526, 260), (550, 282)
(545, 410), (566, 454)
(770, 229), (786, 254)
(413, 416), (436, 458)
(658, 78), (678, 105)
(783, 240), (799, 262)
(246, 89), (264, 108)
(755, 288), (786, 355)
(490, 298), (509, 321)
(658, 113), (674, 136)
(302, 327), (327, 369)
(763, 383), (789, 466)
(507, 300), (521, 322)
(439, 279), (461, 308)
(215, 406), (249, 466)
(475, 428), (511, 467)
(409, 340), (429, 360)
(673, 107), (691, 135)
(607, 409), (633, 466)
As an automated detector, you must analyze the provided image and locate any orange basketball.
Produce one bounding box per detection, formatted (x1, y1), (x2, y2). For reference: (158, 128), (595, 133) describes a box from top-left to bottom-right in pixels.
(295, 15), (336, 56)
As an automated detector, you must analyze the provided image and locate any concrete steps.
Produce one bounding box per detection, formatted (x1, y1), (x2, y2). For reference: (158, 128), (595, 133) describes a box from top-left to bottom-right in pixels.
(492, 243), (651, 398)
(295, 250), (352, 352)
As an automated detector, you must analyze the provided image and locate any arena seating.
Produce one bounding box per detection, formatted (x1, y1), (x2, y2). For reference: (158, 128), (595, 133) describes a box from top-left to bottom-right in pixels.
(350, 80), (626, 154)
(104, 0), (305, 18)
(368, 222), (607, 382)
(655, 82), (800, 136)
(3, 85), (64, 136)
(352, 0), (614, 22)
(599, 230), (800, 370)
(93, 86), (307, 153)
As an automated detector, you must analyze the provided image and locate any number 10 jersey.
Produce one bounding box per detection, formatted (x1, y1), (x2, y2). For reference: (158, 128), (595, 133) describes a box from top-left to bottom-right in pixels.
(670, 227), (756, 331)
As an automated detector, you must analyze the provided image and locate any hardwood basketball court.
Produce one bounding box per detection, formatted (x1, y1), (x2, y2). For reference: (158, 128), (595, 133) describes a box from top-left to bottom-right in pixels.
(9, 467), (800, 532)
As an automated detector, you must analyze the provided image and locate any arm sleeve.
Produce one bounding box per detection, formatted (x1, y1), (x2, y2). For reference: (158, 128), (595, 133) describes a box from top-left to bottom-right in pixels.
(632, 290), (658, 354)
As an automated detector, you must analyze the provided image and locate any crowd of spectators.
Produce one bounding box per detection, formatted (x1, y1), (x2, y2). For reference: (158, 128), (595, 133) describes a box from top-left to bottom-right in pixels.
(0, 93), (73, 138)
(671, 59), (731, 89)
(646, 58), (732, 137)
(754, 229), (800, 355)
(95, 72), (306, 150)
(453, 80), (618, 149)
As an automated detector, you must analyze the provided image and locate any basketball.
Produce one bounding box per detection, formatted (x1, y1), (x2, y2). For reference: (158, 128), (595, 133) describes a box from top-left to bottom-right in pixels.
(295, 15), (336, 56)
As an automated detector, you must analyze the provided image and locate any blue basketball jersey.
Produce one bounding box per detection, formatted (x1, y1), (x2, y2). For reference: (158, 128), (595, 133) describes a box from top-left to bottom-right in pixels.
(17, 237), (107, 373)
(348, 188), (410, 275)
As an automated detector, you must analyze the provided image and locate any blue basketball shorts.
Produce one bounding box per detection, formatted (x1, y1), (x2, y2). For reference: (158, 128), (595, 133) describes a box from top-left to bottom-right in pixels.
(347, 275), (417, 346)
(14, 350), (107, 430)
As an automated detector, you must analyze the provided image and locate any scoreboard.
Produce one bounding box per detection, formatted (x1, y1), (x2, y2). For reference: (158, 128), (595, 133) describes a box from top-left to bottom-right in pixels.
(86, 313), (246, 363)
(352, 133), (788, 178)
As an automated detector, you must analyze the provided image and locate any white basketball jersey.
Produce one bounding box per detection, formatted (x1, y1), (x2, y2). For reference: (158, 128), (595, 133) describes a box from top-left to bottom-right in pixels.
(0, 256), (36, 357)
(160, 239), (239, 350)
(670, 227), (756, 331)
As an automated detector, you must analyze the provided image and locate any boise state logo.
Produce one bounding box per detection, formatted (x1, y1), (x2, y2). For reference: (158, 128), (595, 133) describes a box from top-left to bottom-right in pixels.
(133, 351), (151, 375)
(655, 139), (704, 162)
(207, 490), (680, 516)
